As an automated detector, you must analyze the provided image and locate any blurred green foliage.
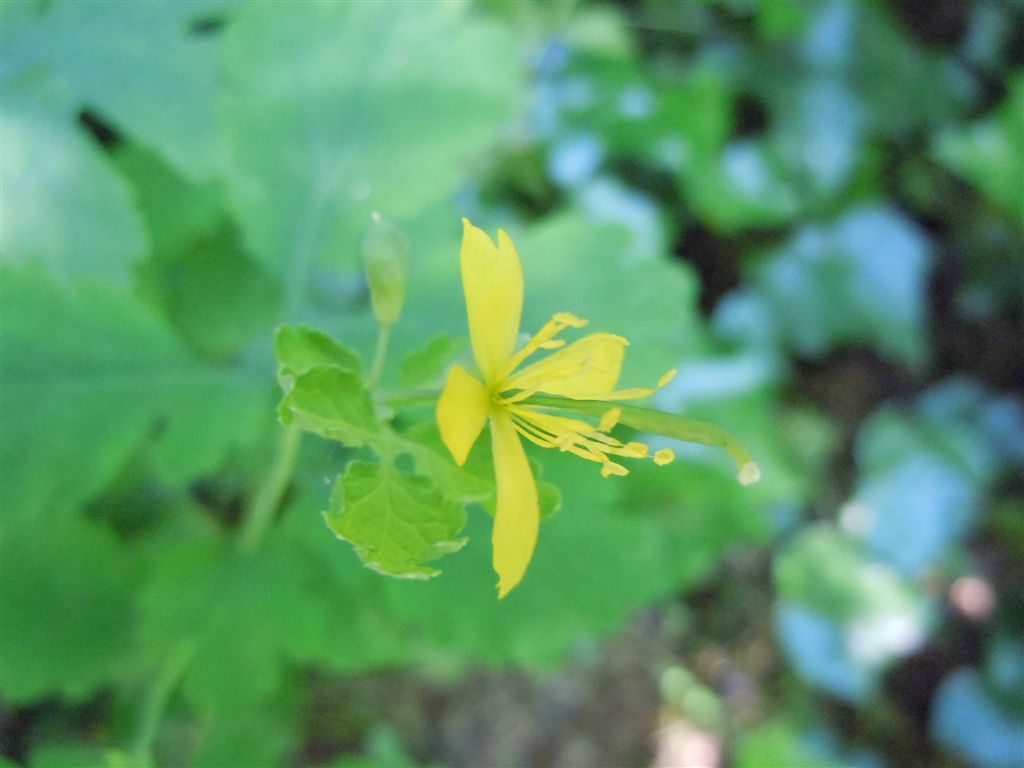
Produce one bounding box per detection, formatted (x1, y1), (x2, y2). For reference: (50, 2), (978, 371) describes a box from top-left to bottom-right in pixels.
(2, 0), (1023, 766)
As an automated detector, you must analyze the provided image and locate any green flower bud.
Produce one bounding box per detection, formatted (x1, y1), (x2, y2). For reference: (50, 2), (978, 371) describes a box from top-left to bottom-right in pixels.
(361, 212), (411, 327)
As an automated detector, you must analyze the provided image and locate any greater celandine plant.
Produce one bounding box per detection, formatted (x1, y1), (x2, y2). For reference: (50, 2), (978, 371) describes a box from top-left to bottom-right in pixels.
(274, 215), (760, 598)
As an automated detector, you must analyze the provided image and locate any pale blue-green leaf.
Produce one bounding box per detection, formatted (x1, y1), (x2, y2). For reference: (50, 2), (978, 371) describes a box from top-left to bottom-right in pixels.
(220, 1), (523, 312)
(15, 0), (230, 178)
(931, 669), (1024, 767)
(0, 98), (147, 282)
(753, 204), (932, 367)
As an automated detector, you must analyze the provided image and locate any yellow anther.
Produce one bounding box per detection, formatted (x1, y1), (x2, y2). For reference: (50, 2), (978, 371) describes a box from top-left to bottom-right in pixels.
(654, 448), (676, 466)
(600, 462), (629, 478)
(599, 407), (622, 432)
(553, 312), (589, 328)
(623, 442), (649, 458)
(658, 368), (677, 388)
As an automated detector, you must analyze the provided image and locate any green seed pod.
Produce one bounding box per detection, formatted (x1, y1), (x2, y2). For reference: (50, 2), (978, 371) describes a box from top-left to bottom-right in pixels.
(361, 212), (411, 327)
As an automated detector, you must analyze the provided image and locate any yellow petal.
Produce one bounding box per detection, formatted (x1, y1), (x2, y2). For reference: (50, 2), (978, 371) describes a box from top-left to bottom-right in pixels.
(503, 332), (627, 397)
(436, 365), (489, 466)
(489, 408), (539, 598)
(460, 219), (523, 384)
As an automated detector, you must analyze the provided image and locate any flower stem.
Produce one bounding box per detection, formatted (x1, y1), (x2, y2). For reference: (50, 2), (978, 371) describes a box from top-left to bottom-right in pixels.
(381, 388), (440, 408)
(131, 644), (193, 768)
(366, 324), (392, 390)
(239, 421), (302, 553)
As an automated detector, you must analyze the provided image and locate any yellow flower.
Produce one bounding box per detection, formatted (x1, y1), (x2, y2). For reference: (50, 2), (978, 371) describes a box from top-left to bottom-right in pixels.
(436, 219), (677, 598)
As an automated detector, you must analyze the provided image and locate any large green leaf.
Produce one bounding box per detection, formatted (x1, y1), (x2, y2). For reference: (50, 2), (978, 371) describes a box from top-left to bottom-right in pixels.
(0, 97), (147, 282)
(0, 512), (137, 702)
(137, 529), (330, 717)
(0, 266), (268, 514)
(10, 0), (230, 179)
(219, 1), (524, 312)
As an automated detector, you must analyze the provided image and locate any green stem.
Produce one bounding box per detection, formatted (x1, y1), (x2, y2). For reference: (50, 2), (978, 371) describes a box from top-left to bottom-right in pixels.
(239, 421), (302, 553)
(366, 324), (392, 389)
(381, 388), (440, 408)
(131, 644), (193, 768)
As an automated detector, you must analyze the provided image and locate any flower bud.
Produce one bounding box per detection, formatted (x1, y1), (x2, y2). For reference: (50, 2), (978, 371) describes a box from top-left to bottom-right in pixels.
(361, 212), (411, 327)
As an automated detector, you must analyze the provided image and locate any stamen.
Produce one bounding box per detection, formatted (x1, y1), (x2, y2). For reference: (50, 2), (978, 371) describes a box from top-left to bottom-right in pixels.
(554, 312), (589, 328)
(499, 359), (589, 404)
(654, 448), (675, 466)
(658, 368), (678, 387)
(500, 311), (590, 378)
(623, 442), (649, 458)
(601, 462), (629, 478)
(599, 407), (622, 432)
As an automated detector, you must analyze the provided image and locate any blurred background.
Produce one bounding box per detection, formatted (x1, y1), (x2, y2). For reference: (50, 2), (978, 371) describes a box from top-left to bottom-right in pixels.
(2, 0), (1023, 766)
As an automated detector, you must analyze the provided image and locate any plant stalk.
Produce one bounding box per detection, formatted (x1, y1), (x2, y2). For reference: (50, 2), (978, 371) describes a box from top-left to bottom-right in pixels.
(366, 324), (392, 390)
(239, 421), (302, 553)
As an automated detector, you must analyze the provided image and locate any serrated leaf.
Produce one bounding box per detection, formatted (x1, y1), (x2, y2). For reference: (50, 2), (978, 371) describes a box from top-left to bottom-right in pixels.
(325, 462), (467, 579)
(398, 333), (466, 388)
(220, 1), (523, 308)
(0, 96), (147, 282)
(275, 325), (363, 382)
(278, 367), (378, 447)
(0, 513), (136, 702)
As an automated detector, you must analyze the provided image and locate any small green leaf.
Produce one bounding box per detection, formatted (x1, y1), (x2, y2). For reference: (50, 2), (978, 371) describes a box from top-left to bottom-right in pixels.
(278, 367), (377, 447)
(399, 333), (466, 388)
(325, 462), (468, 579)
(396, 422), (493, 503)
(275, 325), (363, 383)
